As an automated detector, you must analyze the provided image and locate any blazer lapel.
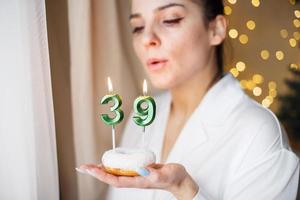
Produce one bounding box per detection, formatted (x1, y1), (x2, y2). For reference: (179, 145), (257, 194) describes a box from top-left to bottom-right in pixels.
(153, 73), (246, 200)
(166, 104), (208, 163)
(166, 73), (245, 163)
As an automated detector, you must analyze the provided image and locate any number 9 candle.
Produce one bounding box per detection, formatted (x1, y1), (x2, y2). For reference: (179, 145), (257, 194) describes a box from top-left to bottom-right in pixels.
(100, 77), (124, 150)
(133, 80), (156, 147)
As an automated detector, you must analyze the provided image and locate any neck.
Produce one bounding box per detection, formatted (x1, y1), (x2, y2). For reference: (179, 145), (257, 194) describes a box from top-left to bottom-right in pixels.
(170, 65), (221, 117)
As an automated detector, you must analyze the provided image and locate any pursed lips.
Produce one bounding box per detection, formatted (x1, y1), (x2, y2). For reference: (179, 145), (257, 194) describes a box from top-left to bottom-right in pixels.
(146, 58), (168, 71)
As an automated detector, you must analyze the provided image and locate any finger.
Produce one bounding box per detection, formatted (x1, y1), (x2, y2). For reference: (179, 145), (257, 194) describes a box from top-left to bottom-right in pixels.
(86, 167), (121, 187)
(77, 163), (102, 171)
(76, 164), (121, 186)
(137, 168), (151, 176)
(143, 164), (175, 189)
(77, 164), (148, 188)
(145, 163), (165, 176)
(142, 163), (164, 176)
(76, 164), (99, 174)
(77, 163), (169, 189)
(136, 166), (163, 186)
(147, 163), (164, 169)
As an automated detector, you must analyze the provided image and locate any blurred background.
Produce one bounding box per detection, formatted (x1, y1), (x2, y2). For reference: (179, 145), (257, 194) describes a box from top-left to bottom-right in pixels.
(45, 0), (300, 199)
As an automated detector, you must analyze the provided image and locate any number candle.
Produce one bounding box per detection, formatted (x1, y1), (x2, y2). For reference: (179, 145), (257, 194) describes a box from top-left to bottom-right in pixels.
(100, 77), (124, 150)
(133, 80), (156, 147)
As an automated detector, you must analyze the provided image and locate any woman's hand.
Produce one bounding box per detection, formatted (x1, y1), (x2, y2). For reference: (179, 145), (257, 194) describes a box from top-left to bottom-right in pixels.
(76, 163), (199, 200)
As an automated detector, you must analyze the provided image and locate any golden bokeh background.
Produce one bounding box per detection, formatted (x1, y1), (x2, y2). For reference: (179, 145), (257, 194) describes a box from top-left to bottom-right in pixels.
(224, 0), (300, 112)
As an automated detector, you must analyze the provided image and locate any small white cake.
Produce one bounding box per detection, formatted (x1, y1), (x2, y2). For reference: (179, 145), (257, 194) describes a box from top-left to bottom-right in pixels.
(102, 147), (156, 176)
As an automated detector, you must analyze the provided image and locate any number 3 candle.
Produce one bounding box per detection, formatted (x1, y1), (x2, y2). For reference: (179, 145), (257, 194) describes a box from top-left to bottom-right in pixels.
(133, 80), (156, 147)
(100, 77), (124, 150)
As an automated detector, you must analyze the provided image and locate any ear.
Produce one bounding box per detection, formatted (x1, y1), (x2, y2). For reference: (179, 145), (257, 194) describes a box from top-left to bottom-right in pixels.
(208, 15), (227, 46)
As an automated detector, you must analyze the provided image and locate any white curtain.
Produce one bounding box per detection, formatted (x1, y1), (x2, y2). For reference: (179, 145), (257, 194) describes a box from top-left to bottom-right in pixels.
(0, 0), (59, 199)
(65, 0), (143, 198)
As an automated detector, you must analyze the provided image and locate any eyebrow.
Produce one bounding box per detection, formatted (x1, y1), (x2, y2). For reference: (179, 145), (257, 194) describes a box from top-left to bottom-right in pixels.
(129, 3), (186, 20)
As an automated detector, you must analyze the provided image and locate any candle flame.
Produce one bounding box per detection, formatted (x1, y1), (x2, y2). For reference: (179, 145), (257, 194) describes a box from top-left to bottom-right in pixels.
(143, 79), (147, 96)
(107, 77), (113, 93)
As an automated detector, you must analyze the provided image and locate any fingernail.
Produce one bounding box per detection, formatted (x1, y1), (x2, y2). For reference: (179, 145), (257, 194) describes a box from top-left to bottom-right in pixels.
(137, 168), (150, 176)
(86, 169), (96, 177)
(75, 167), (87, 174)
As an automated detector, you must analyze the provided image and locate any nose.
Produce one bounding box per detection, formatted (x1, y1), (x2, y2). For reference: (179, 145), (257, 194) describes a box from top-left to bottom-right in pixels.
(142, 27), (161, 49)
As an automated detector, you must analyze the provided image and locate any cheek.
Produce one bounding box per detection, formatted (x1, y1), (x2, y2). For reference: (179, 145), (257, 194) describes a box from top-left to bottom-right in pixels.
(166, 26), (210, 75)
(133, 38), (144, 62)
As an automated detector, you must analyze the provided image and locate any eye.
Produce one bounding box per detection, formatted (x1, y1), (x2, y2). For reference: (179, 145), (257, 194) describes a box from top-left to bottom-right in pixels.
(163, 17), (184, 25)
(132, 26), (144, 34)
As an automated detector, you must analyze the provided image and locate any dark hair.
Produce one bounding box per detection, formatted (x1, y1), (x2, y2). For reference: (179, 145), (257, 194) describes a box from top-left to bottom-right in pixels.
(197, 0), (225, 75)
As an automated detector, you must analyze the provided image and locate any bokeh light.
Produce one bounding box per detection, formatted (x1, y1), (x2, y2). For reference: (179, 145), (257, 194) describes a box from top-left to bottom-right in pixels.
(236, 61), (246, 72)
(295, 10), (300, 18)
(269, 89), (277, 98)
(230, 68), (239, 77)
(280, 29), (289, 39)
(251, 0), (260, 7)
(290, 63), (299, 70)
(289, 38), (297, 47)
(239, 34), (249, 44)
(224, 6), (233, 15)
(227, 0), (237, 5)
(293, 32), (300, 40)
(293, 19), (300, 28)
(275, 51), (284, 61)
(246, 20), (256, 30)
(253, 74), (264, 84)
(253, 87), (262, 96)
(246, 81), (256, 90)
(260, 50), (270, 60)
(289, 0), (296, 5)
(229, 29), (239, 39)
(268, 81), (277, 90)
(262, 99), (271, 108)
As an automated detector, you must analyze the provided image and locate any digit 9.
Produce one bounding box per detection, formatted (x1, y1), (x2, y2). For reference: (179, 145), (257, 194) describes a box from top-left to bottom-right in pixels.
(133, 96), (156, 127)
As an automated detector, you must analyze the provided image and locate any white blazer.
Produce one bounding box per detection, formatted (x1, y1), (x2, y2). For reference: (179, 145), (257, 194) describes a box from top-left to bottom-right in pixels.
(106, 73), (299, 200)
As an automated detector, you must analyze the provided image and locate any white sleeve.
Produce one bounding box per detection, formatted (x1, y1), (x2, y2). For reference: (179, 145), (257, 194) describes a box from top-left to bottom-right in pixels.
(222, 117), (300, 200)
(192, 149), (299, 200)
(195, 117), (299, 200)
(223, 149), (299, 200)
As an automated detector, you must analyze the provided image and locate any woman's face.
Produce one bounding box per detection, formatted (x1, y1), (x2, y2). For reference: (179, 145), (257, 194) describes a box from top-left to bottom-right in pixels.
(130, 0), (219, 89)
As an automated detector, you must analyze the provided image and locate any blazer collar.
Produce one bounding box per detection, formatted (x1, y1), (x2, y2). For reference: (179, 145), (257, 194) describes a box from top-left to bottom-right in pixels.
(164, 73), (245, 125)
(162, 73), (246, 163)
(196, 73), (245, 124)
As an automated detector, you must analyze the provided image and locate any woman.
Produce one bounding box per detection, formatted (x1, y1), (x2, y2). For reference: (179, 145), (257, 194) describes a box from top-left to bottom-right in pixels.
(77, 0), (299, 199)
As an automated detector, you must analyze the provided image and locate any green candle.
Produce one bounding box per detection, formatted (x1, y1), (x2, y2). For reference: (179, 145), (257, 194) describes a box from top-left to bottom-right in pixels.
(100, 77), (124, 149)
(100, 94), (124, 126)
(133, 80), (156, 147)
(133, 96), (156, 127)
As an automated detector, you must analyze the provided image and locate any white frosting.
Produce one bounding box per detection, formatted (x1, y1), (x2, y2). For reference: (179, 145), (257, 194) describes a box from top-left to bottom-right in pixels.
(102, 147), (156, 171)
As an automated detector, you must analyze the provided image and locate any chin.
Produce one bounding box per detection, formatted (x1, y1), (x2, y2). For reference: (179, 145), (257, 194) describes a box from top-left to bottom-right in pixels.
(148, 75), (177, 90)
